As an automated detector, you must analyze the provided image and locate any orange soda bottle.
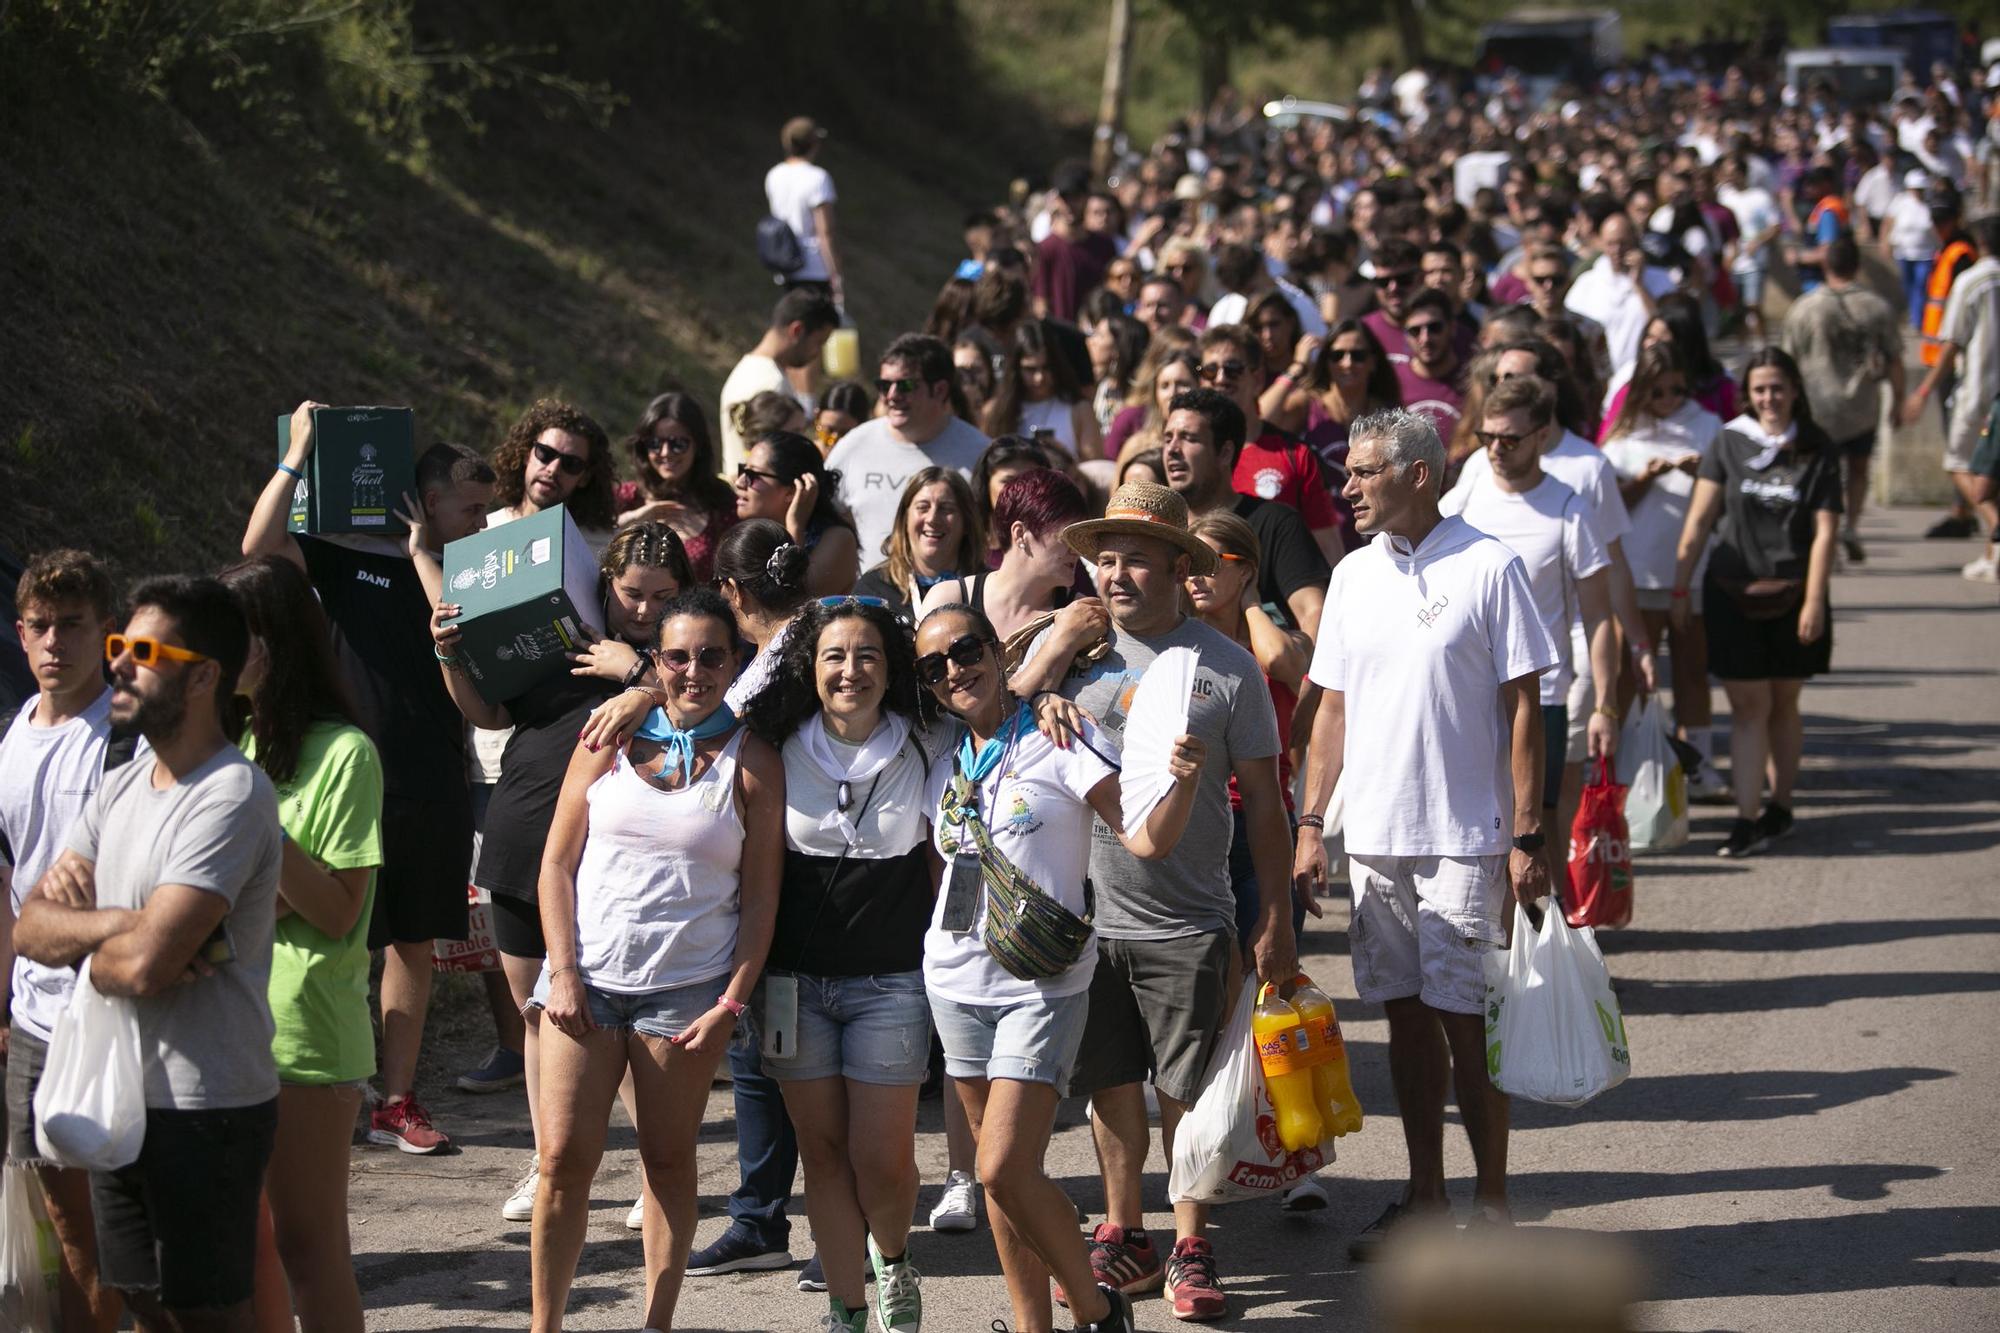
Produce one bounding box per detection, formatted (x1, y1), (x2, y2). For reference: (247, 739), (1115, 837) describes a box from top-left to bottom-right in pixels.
(1289, 975), (1363, 1137)
(1253, 983), (1325, 1151)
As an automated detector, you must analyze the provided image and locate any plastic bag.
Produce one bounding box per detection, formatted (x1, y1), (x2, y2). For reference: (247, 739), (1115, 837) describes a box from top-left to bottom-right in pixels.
(1566, 757), (1633, 930)
(1484, 899), (1631, 1106)
(1169, 980), (1338, 1204)
(33, 958), (146, 1171)
(1618, 697), (1689, 853)
(1, 1162), (60, 1331)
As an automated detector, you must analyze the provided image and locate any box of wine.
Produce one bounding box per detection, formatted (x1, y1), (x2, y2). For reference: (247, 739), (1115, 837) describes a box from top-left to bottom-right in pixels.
(439, 505), (604, 704)
(276, 406), (415, 535)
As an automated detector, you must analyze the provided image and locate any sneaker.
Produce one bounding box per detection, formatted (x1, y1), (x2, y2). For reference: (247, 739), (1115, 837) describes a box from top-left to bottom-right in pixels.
(815, 1304), (867, 1333)
(1716, 817), (1767, 859)
(1279, 1176), (1330, 1212)
(1962, 554), (1999, 583)
(499, 1157), (539, 1222)
(368, 1096), (450, 1154)
(1755, 803), (1795, 842)
(798, 1253), (827, 1293)
(868, 1236), (922, 1331)
(685, 1226), (793, 1276)
(626, 1196), (645, 1231)
(456, 1045), (525, 1094)
(1348, 1200), (1417, 1263)
(1926, 514), (1976, 539)
(930, 1170), (980, 1233)
(1060, 1224), (1162, 1304)
(1163, 1236), (1226, 1322)
(1077, 1283), (1137, 1332)
(1841, 532), (1866, 564)
(1686, 759), (1731, 804)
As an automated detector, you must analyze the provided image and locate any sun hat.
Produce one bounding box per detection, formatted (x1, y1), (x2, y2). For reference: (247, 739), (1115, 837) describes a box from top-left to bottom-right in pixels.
(1904, 168), (1930, 191)
(1060, 481), (1218, 575)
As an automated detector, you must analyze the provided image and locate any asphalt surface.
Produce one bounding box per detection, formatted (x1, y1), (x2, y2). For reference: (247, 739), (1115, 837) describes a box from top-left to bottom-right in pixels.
(352, 506), (2000, 1331)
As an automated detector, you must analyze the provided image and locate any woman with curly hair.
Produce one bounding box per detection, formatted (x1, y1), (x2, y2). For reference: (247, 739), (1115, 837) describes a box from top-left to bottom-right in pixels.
(739, 599), (949, 1333)
(491, 398), (618, 541)
(733, 430), (861, 598)
(616, 392), (737, 582)
(854, 467), (987, 613)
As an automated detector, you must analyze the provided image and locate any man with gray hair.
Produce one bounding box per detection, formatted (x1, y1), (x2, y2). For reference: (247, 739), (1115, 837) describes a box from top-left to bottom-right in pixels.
(1292, 407), (1560, 1259)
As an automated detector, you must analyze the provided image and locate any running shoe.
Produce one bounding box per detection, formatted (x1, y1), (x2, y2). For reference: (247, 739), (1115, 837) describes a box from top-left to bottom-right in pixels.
(500, 1157), (538, 1222)
(1716, 817), (1767, 858)
(1077, 1284), (1137, 1332)
(456, 1045), (525, 1094)
(1963, 554), (1999, 583)
(798, 1253), (827, 1292)
(1348, 1200), (1416, 1263)
(1755, 803), (1795, 842)
(1163, 1236), (1226, 1322)
(1057, 1224), (1163, 1304)
(1280, 1176), (1330, 1212)
(868, 1235), (922, 1331)
(685, 1226), (793, 1276)
(1926, 514), (1976, 539)
(626, 1195), (645, 1231)
(368, 1096), (450, 1154)
(929, 1170), (980, 1232)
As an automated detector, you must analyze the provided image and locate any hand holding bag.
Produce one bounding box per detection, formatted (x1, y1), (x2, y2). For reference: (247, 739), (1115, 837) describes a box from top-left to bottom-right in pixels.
(1484, 897), (1632, 1106)
(1617, 697), (1689, 854)
(32, 957), (147, 1171)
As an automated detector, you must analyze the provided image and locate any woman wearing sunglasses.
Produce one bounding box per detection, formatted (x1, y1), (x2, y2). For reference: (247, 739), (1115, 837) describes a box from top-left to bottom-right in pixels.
(740, 599), (949, 1333)
(734, 430), (861, 599)
(529, 587), (783, 1333)
(616, 393), (737, 583)
(419, 520), (691, 1219)
(914, 603), (1203, 1333)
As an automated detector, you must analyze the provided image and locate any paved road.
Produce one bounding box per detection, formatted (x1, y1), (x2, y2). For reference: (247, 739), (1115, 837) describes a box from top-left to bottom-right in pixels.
(354, 507), (2000, 1331)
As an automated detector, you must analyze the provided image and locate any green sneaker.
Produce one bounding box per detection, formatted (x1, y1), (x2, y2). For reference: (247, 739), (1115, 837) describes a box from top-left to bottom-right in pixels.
(867, 1236), (922, 1331)
(816, 1298), (867, 1332)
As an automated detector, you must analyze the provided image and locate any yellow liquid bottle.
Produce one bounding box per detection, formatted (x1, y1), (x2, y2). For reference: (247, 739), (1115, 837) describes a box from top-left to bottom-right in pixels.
(823, 326), (860, 381)
(1253, 984), (1325, 1152)
(1289, 976), (1363, 1137)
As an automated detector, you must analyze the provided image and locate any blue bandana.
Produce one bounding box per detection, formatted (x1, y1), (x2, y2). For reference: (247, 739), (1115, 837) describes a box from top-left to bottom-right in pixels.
(635, 702), (738, 777)
(956, 700), (1031, 784)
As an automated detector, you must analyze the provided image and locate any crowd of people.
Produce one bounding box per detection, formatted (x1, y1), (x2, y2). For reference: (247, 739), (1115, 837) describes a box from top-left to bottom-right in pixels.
(2, 32), (1998, 1333)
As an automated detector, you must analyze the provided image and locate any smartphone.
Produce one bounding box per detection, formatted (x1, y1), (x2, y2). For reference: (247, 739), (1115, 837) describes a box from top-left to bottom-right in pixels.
(761, 974), (799, 1061)
(940, 856), (982, 933)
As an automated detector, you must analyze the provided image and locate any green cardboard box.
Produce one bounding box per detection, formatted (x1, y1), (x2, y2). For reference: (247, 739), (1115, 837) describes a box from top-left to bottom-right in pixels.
(439, 504), (604, 704)
(275, 406), (414, 535)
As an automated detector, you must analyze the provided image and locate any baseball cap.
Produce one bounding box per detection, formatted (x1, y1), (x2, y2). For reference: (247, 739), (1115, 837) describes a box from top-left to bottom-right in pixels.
(1905, 169), (1930, 191)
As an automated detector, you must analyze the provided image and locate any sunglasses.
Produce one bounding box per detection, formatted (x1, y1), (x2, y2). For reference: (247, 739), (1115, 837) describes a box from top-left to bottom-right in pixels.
(1376, 270), (1419, 288)
(1404, 321), (1448, 339)
(1527, 272), (1564, 286)
(1329, 347), (1373, 363)
(1474, 429), (1535, 451)
(915, 632), (992, 687)
(659, 646), (732, 672)
(1198, 359), (1249, 383)
(532, 441), (588, 476)
(646, 435), (695, 457)
(817, 595), (889, 610)
(106, 633), (209, 668)
(876, 376), (926, 397)
(736, 463), (784, 487)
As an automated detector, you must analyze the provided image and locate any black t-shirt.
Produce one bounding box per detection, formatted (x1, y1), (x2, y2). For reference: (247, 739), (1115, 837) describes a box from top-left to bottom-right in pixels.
(299, 538), (465, 802)
(476, 672), (618, 902)
(1230, 494), (1332, 612)
(769, 844), (931, 976)
(1698, 426), (1844, 583)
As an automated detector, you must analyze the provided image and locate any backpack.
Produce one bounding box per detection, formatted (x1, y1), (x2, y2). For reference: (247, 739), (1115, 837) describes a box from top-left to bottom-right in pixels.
(756, 216), (806, 276)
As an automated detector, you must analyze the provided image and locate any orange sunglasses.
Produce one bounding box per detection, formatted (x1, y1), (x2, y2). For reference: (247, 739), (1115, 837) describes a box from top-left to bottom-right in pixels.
(105, 633), (210, 668)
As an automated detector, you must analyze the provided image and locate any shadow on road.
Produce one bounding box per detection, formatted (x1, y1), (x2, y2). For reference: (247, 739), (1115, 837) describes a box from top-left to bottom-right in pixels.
(1629, 1205), (2000, 1299)
(1508, 1162), (1945, 1216)
(1600, 917), (2000, 955)
(1513, 1067), (1953, 1125)
(1617, 969), (2000, 1014)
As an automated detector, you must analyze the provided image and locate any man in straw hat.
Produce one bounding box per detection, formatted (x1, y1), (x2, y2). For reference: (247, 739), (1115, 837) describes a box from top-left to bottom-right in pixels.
(1292, 406), (1560, 1262)
(1011, 481), (1299, 1322)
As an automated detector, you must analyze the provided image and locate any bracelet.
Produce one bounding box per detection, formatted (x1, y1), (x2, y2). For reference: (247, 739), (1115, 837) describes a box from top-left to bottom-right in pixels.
(715, 995), (746, 1018)
(433, 646), (461, 668)
(276, 462), (305, 481)
(1669, 588), (1689, 600)
(1593, 705), (1620, 719)
(1295, 815), (1325, 831)
(548, 965), (576, 980)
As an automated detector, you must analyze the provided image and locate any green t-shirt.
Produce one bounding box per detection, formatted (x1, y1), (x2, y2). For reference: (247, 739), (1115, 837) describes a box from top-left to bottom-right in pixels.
(245, 720), (384, 1084)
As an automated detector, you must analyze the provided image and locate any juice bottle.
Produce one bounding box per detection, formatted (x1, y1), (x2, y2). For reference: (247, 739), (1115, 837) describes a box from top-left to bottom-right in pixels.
(1289, 976), (1363, 1137)
(823, 326), (860, 380)
(1253, 984), (1324, 1152)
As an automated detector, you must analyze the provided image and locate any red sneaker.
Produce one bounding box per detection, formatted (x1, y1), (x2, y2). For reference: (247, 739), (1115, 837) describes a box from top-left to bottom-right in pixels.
(1054, 1224), (1162, 1307)
(368, 1096), (450, 1154)
(1164, 1236), (1225, 1322)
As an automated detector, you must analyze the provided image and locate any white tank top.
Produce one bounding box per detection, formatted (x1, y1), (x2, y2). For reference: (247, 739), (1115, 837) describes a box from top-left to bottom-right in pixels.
(572, 728), (747, 993)
(1017, 398), (1079, 455)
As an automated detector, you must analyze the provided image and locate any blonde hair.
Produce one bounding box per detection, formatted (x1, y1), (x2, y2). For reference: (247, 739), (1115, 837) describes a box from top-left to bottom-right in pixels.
(1188, 510), (1262, 569)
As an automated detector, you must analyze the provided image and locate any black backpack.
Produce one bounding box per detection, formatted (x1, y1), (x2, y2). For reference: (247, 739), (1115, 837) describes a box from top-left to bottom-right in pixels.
(756, 215), (806, 276)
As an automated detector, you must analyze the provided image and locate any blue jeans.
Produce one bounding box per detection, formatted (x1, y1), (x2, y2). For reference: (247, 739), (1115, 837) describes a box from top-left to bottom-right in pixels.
(1899, 256), (1932, 329)
(724, 1007), (797, 1248)
(1227, 806), (1308, 946)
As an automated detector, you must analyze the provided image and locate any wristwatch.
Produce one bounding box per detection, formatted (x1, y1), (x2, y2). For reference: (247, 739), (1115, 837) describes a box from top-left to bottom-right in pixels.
(1512, 832), (1546, 853)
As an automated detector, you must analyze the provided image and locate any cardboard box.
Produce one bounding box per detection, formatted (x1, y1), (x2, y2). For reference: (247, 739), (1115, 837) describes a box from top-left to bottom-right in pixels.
(439, 505), (604, 704)
(275, 406), (415, 535)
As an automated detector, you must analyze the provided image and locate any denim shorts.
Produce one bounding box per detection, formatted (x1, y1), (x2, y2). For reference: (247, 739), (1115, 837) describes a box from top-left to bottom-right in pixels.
(4, 1027), (52, 1164)
(929, 989), (1090, 1090)
(759, 970), (933, 1086)
(525, 967), (730, 1040)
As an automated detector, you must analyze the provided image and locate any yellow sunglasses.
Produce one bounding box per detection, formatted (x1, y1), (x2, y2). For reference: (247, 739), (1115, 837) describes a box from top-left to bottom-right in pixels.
(106, 633), (210, 668)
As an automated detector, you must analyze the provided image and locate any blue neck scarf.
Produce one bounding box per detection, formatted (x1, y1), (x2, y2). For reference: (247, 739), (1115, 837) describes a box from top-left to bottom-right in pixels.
(636, 702), (737, 777)
(957, 699), (1031, 784)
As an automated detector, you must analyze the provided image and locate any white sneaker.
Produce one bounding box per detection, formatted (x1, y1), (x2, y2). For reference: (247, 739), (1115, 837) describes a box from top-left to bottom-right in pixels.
(500, 1158), (539, 1222)
(1962, 554), (1999, 583)
(626, 1195), (646, 1231)
(1687, 759), (1731, 803)
(1280, 1175), (1331, 1212)
(929, 1170), (979, 1232)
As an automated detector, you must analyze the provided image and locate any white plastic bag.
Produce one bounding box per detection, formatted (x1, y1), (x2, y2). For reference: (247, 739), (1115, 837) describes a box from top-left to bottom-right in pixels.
(1483, 901), (1631, 1106)
(33, 958), (147, 1171)
(1, 1162), (60, 1331)
(1169, 980), (1337, 1203)
(1618, 697), (1688, 853)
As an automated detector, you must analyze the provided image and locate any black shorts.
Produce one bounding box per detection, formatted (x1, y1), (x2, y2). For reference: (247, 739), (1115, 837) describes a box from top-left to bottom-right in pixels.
(1703, 576), (1833, 681)
(92, 1099), (278, 1309)
(1835, 430), (1877, 459)
(1070, 931), (1232, 1105)
(367, 791), (474, 949)
(490, 892), (547, 959)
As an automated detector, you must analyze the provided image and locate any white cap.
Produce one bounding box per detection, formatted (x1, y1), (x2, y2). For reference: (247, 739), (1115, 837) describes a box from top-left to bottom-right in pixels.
(1905, 168), (1930, 190)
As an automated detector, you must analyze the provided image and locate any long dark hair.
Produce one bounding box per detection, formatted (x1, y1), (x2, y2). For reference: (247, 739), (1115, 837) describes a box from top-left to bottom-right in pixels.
(218, 555), (360, 786)
(625, 393), (732, 510)
(1650, 291), (1727, 392)
(1308, 318), (1401, 407)
(983, 319), (1085, 437)
(752, 430), (856, 535)
(1738, 346), (1820, 441)
(742, 600), (923, 745)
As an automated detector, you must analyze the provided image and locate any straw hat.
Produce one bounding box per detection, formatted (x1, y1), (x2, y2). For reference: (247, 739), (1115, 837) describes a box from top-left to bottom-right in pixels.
(1061, 481), (1218, 576)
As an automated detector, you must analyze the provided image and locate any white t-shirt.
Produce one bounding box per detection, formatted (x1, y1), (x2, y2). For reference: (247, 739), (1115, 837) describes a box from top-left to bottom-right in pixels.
(1717, 184), (1780, 275)
(0, 691), (148, 1042)
(1854, 163), (1898, 222)
(1564, 256), (1677, 378)
(1206, 276), (1328, 337)
(1884, 193), (1940, 262)
(1308, 515), (1560, 856)
(1601, 399), (1722, 589)
(826, 416), (991, 566)
(923, 719), (1117, 1004)
(719, 353), (802, 477)
(1451, 475), (1609, 705)
(1446, 429), (1631, 545)
(764, 160), (836, 283)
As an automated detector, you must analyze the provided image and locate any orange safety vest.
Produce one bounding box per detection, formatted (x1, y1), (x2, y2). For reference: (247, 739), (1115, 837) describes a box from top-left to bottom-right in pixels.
(1922, 237), (1977, 367)
(1807, 196), (1851, 234)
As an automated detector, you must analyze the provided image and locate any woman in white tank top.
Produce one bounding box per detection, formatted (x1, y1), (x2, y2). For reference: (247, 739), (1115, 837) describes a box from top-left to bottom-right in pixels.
(528, 588), (786, 1333)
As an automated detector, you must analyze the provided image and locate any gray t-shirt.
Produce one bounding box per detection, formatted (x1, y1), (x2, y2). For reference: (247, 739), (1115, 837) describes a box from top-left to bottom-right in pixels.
(1030, 616), (1280, 941)
(825, 416), (990, 567)
(68, 746), (282, 1110)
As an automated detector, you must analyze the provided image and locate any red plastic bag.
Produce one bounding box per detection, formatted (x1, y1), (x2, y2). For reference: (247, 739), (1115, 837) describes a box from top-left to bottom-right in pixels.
(1566, 758), (1632, 929)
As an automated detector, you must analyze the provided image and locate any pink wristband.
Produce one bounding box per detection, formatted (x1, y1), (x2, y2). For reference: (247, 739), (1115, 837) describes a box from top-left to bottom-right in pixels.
(716, 995), (746, 1018)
